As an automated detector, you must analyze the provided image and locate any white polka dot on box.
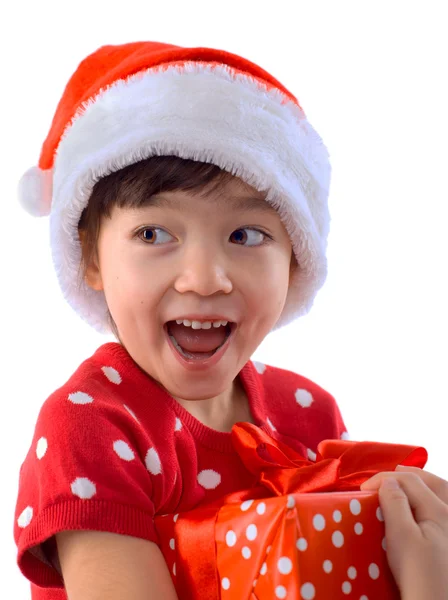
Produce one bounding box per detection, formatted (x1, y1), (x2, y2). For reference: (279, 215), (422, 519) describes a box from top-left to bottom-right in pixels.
(154, 490), (400, 599)
(217, 492), (399, 599)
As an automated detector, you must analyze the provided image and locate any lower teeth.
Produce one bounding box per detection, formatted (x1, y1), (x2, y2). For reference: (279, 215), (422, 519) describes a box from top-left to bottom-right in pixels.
(169, 335), (218, 359)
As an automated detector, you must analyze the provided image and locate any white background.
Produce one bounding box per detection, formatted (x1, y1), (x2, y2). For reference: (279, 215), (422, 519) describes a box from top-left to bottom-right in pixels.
(1, 1), (447, 597)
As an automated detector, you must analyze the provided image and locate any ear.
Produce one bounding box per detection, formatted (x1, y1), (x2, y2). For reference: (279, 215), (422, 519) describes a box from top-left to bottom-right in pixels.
(84, 261), (104, 292)
(290, 251), (298, 275)
(78, 230), (104, 292)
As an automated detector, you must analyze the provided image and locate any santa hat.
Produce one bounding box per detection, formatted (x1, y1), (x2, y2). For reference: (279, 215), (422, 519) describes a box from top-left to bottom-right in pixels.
(18, 41), (331, 334)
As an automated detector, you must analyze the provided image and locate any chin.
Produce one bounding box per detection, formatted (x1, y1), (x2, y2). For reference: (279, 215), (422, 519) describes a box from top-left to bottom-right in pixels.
(170, 380), (231, 402)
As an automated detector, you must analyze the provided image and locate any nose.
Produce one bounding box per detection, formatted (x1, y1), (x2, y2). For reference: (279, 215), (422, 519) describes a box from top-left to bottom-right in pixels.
(173, 244), (233, 296)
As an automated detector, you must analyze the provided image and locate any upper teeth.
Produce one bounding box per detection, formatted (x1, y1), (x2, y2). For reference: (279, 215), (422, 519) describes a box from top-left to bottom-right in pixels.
(175, 319), (229, 330)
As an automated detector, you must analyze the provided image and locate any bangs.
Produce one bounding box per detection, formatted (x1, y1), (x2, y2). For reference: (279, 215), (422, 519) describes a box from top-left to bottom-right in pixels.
(85, 155), (234, 218)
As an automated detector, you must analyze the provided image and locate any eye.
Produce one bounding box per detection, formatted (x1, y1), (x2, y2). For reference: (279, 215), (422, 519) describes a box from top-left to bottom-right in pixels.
(230, 228), (270, 247)
(138, 227), (175, 245)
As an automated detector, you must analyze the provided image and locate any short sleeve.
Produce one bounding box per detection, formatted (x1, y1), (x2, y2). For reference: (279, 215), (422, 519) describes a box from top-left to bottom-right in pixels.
(261, 365), (350, 451)
(310, 384), (350, 441)
(304, 380), (349, 440)
(14, 385), (160, 588)
(308, 383), (350, 443)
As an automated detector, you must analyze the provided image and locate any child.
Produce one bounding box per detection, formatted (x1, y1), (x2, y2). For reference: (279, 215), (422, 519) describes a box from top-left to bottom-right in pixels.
(14, 41), (447, 600)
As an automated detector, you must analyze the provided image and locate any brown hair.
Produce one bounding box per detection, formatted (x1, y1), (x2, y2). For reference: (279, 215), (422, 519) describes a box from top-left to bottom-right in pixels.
(77, 155), (236, 338)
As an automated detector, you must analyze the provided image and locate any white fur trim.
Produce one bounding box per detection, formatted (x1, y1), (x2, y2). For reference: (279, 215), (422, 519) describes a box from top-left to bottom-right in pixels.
(18, 166), (53, 217)
(50, 63), (331, 333)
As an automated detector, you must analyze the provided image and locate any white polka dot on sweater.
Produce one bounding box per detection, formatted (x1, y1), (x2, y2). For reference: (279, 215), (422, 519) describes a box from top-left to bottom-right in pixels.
(253, 361), (266, 374)
(368, 563), (380, 579)
(197, 469), (221, 489)
(376, 506), (384, 522)
(145, 448), (162, 475)
(101, 366), (122, 384)
(354, 522), (364, 535)
(341, 431), (350, 440)
(113, 440), (135, 461)
(347, 566), (357, 579)
(123, 405), (139, 422)
(300, 583), (316, 599)
(174, 417), (182, 431)
(68, 391), (93, 405)
(266, 417), (277, 431)
(242, 546), (251, 559)
(17, 506), (33, 528)
(342, 581), (352, 594)
(332, 531), (344, 548)
(295, 389), (314, 408)
(36, 437), (47, 459)
(240, 500), (254, 511)
(307, 448), (317, 461)
(71, 477), (96, 499)
(323, 560), (333, 573)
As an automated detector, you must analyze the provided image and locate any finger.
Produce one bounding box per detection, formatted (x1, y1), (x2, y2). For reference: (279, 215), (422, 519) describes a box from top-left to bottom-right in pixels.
(363, 467), (448, 504)
(382, 474), (448, 530)
(395, 465), (422, 472)
(377, 478), (419, 540)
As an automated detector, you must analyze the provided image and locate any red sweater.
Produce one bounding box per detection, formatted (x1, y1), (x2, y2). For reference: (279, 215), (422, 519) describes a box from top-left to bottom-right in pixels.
(14, 342), (348, 599)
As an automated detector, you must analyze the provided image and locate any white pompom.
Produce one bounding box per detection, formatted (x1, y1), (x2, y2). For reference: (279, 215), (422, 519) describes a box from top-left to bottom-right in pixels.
(18, 166), (53, 217)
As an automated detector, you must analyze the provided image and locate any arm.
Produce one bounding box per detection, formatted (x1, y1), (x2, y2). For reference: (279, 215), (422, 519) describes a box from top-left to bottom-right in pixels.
(361, 466), (448, 600)
(14, 376), (173, 590)
(56, 530), (179, 600)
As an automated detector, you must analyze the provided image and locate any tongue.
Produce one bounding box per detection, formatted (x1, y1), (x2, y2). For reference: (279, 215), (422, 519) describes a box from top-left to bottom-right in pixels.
(168, 322), (227, 352)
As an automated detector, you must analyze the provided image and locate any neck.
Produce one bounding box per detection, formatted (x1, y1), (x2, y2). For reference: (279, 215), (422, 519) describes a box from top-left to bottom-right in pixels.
(172, 376), (253, 432)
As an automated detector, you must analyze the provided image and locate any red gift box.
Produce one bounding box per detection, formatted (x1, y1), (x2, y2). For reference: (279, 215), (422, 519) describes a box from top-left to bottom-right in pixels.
(155, 423), (428, 599)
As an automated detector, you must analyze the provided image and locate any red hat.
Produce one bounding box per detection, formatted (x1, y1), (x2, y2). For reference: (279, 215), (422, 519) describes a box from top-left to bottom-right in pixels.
(18, 41), (331, 333)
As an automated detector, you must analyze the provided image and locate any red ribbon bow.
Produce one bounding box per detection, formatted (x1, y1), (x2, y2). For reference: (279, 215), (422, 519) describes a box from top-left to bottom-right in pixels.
(231, 422), (428, 495)
(171, 422), (428, 600)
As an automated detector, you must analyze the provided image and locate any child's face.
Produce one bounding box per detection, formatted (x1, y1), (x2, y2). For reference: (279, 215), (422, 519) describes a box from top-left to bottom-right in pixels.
(85, 176), (293, 401)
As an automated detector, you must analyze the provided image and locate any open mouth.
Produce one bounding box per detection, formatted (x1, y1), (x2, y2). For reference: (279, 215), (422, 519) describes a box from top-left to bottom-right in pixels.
(164, 321), (234, 361)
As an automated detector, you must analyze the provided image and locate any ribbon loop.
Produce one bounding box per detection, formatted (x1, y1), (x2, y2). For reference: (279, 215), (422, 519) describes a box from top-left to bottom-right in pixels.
(232, 422), (428, 495)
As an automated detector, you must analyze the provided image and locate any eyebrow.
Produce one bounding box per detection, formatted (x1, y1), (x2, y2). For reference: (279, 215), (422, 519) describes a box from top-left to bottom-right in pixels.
(146, 193), (277, 214)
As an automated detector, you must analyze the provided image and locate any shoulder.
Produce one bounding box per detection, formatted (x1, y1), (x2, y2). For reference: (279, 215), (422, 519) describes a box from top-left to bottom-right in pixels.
(23, 344), (179, 492)
(36, 342), (173, 437)
(250, 359), (348, 443)
(251, 359), (337, 406)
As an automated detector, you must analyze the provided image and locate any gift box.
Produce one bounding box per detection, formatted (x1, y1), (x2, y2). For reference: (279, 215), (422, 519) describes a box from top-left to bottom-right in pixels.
(155, 423), (428, 600)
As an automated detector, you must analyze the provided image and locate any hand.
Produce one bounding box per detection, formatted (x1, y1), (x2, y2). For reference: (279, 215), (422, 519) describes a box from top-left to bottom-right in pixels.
(360, 465), (448, 600)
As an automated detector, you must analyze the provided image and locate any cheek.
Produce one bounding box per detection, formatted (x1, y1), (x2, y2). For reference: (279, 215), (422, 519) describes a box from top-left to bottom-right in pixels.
(244, 258), (290, 312)
(265, 255), (290, 289)
(102, 254), (160, 307)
